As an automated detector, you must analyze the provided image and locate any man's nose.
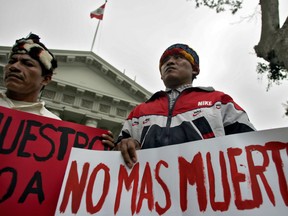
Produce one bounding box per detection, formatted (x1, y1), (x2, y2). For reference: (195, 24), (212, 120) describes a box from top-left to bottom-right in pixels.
(165, 56), (176, 65)
(9, 63), (21, 72)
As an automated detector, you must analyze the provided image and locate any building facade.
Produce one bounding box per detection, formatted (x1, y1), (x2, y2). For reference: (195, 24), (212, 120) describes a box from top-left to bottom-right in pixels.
(0, 47), (152, 136)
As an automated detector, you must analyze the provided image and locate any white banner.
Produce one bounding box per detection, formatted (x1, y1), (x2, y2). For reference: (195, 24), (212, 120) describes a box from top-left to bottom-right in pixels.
(56, 127), (288, 215)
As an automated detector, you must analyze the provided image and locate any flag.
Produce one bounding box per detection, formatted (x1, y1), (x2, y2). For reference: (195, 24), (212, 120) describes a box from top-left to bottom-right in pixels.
(90, 2), (106, 20)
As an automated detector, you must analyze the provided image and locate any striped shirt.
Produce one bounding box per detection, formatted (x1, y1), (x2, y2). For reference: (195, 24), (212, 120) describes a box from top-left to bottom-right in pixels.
(166, 84), (192, 109)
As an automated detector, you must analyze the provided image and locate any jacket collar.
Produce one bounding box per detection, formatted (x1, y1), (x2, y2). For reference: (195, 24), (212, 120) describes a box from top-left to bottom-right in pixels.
(146, 86), (215, 103)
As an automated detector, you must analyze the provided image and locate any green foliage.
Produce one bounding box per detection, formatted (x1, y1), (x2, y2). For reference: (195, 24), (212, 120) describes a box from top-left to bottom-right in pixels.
(193, 0), (243, 14)
(257, 62), (288, 91)
(284, 102), (288, 116)
(257, 62), (288, 116)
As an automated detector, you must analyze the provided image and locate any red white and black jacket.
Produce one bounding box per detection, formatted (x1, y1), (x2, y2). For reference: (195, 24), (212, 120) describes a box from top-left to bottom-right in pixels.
(117, 87), (255, 149)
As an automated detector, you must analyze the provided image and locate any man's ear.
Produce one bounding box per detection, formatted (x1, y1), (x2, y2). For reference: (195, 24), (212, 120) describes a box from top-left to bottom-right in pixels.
(42, 75), (52, 86)
(191, 69), (200, 82)
(192, 69), (199, 76)
(192, 69), (199, 79)
(160, 70), (164, 80)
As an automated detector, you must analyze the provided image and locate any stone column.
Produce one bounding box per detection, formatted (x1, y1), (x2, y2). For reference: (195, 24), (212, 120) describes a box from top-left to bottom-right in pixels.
(73, 88), (85, 108)
(85, 118), (98, 128)
(53, 83), (66, 103)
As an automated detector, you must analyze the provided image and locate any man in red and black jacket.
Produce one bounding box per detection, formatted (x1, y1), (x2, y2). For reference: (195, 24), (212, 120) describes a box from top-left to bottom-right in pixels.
(115, 43), (255, 168)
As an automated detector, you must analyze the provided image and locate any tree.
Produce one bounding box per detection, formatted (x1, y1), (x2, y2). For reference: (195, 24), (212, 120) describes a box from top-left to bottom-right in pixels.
(191, 0), (288, 115)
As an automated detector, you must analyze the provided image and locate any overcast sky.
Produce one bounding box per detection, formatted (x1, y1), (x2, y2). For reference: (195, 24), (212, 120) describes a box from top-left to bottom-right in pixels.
(0, 0), (287, 131)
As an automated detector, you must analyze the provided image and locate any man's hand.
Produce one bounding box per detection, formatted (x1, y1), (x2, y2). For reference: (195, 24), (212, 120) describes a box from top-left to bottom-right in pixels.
(114, 138), (141, 169)
(101, 130), (115, 149)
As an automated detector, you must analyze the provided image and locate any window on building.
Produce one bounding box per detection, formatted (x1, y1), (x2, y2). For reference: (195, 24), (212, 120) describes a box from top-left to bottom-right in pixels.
(99, 104), (110, 113)
(116, 108), (127, 117)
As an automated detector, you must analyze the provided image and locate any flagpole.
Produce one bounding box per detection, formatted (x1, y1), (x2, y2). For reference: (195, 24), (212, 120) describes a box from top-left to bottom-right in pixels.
(90, 20), (101, 52)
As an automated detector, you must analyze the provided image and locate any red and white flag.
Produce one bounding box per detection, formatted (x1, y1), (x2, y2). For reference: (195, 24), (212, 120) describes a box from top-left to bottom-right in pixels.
(90, 2), (106, 20)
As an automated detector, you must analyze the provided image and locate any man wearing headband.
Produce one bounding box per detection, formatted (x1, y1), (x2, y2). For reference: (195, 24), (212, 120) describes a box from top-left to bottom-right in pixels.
(0, 33), (60, 119)
(1, 33), (116, 145)
(114, 43), (255, 168)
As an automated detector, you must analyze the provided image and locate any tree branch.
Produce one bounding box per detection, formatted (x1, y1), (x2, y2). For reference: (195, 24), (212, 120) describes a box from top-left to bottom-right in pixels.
(254, 0), (280, 59)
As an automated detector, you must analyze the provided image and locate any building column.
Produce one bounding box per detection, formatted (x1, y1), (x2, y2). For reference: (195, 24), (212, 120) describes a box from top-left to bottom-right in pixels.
(53, 83), (66, 103)
(92, 93), (103, 113)
(73, 88), (85, 108)
(85, 118), (98, 128)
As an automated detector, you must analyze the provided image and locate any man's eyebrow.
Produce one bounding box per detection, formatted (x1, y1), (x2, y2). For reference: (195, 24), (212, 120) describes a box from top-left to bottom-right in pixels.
(9, 57), (37, 67)
(21, 58), (33, 62)
(11, 56), (35, 62)
(9, 56), (17, 60)
(21, 58), (38, 66)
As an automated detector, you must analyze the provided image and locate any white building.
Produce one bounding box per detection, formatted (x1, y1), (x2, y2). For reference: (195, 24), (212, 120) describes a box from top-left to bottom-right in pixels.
(0, 47), (152, 136)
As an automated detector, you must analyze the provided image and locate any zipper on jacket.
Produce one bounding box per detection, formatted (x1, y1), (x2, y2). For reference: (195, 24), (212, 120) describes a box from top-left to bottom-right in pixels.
(164, 88), (193, 146)
(163, 93), (172, 146)
(163, 91), (181, 146)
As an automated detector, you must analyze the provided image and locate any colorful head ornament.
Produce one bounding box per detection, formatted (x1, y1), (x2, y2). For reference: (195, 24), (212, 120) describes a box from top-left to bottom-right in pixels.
(9, 33), (57, 75)
(159, 43), (200, 73)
